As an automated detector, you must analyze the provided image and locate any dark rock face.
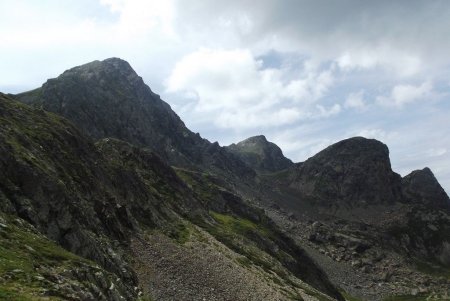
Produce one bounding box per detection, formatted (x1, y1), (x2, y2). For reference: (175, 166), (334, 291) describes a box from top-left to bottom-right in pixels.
(289, 137), (403, 206)
(16, 58), (254, 179)
(0, 93), (343, 300)
(227, 135), (293, 173)
(0, 93), (202, 298)
(402, 167), (450, 209)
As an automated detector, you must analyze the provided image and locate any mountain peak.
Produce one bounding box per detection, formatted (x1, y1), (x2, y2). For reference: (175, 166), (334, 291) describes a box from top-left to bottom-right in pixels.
(14, 58), (255, 178)
(244, 135), (268, 143)
(226, 135), (293, 173)
(289, 136), (402, 205)
(54, 58), (145, 92)
(68, 57), (134, 73)
(402, 167), (450, 209)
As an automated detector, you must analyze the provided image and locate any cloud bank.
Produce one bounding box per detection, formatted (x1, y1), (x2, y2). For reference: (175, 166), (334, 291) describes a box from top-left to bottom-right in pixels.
(0, 0), (449, 192)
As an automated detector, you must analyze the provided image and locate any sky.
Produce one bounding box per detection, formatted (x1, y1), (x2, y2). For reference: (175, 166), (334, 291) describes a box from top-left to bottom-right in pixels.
(1, 0), (449, 193)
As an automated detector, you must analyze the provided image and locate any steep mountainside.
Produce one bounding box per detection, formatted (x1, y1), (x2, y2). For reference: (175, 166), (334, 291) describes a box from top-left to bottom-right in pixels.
(402, 167), (450, 209)
(4, 57), (450, 301)
(287, 137), (403, 207)
(257, 137), (450, 300)
(226, 135), (293, 173)
(16, 58), (254, 179)
(0, 92), (343, 300)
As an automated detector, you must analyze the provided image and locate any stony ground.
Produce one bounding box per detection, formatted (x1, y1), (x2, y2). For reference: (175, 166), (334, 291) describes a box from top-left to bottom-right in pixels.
(130, 223), (335, 301)
(265, 207), (450, 301)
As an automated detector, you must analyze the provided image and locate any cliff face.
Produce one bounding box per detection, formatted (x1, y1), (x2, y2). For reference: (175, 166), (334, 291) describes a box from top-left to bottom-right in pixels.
(287, 137), (403, 207)
(16, 58), (255, 179)
(402, 167), (450, 209)
(0, 92), (203, 299)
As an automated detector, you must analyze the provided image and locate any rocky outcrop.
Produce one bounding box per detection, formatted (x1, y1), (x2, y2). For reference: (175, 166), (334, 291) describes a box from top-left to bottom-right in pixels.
(15, 58), (254, 179)
(288, 137), (403, 207)
(402, 167), (450, 209)
(0, 92), (343, 300)
(0, 93), (203, 299)
(227, 135), (293, 173)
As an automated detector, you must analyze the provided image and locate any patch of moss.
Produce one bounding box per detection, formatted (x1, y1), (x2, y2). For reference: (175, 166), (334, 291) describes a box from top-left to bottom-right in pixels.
(297, 286), (336, 301)
(200, 212), (287, 278)
(173, 168), (221, 205)
(138, 295), (155, 301)
(340, 290), (364, 301)
(166, 222), (191, 244)
(0, 214), (92, 300)
(210, 212), (259, 234)
(413, 259), (450, 279)
(383, 294), (429, 301)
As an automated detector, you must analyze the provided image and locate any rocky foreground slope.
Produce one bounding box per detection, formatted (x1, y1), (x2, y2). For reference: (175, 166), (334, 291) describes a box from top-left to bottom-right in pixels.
(1, 58), (449, 301)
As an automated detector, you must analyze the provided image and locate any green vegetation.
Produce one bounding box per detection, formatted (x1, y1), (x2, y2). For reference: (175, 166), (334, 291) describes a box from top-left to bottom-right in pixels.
(138, 295), (155, 301)
(174, 168), (219, 205)
(166, 222), (191, 244)
(210, 211), (262, 235)
(0, 214), (92, 300)
(340, 290), (364, 301)
(302, 288), (334, 301)
(383, 294), (429, 301)
(203, 211), (291, 280)
(414, 259), (450, 279)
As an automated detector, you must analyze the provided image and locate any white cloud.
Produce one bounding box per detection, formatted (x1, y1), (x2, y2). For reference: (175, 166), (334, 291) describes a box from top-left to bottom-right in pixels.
(344, 90), (366, 109)
(427, 148), (447, 157)
(336, 48), (422, 77)
(215, 108), (302, 129)
(100, 0), (176, 36)
(0, 0), (449, 193)
(166, 48), (338, 130)
(377, 81), (432, 107)
(356, 128), (388, 140)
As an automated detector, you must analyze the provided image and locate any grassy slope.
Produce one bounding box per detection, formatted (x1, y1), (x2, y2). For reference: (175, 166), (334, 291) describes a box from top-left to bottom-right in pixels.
(0, 213), (93, 300)
(175, 168), (343, 301)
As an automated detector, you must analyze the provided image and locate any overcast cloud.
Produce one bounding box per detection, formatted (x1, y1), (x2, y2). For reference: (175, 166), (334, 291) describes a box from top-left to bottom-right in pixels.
(0, 0), (449, 193)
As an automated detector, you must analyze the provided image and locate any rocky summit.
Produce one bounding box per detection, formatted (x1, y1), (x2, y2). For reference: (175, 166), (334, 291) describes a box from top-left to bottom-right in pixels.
(287, 137), (403, 207)
(16, 58), (254, 179)
(226, 135), (294, 173)
(1, 58), (450, 301)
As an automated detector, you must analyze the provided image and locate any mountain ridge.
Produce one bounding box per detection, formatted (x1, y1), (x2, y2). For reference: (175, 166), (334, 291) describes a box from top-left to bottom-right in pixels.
(15, 58), (255, 180)
(1, 91), (343, 300)
(3, 57), (450, 300)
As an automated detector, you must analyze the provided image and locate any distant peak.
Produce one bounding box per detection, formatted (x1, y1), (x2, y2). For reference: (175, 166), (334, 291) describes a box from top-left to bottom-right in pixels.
(251, 135), (267, 141)
(101, 57), (134, 70)
(238, 135), (268, 145)
(319, 136), (388, 156)
(226, 135), (293, 172)
(403, 167), (449, 209)
(45, 57), (149, 94)
(422, 167), (433, 174)
(59, 57), (137, 79)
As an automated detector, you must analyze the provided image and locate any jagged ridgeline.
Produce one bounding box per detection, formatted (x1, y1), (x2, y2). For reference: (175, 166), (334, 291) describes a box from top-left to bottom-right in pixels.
(1, 59), (343, 301)
(1, 57), (449, 301)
